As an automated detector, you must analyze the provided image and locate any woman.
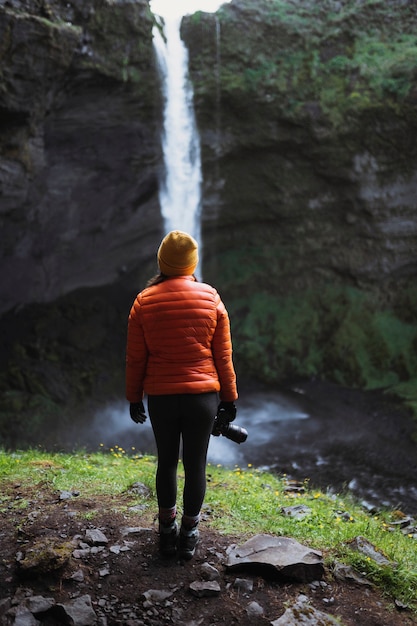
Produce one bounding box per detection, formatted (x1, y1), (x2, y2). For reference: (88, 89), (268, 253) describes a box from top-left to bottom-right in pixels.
(126, 230), (238, 560)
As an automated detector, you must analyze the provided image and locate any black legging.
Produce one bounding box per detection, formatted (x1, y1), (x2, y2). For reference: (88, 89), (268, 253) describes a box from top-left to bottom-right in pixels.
(148, 393), (217, 517)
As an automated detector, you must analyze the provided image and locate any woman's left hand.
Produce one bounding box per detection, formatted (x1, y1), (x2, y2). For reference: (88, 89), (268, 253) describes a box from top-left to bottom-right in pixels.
(129, 402), (147, 424)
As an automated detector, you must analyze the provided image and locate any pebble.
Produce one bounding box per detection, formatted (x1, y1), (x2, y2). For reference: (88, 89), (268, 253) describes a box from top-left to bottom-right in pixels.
(246, 600), (264, 617)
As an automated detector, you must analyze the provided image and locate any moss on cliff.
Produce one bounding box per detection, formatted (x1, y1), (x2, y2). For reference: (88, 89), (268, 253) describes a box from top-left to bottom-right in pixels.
(184, 0), (417, 131)
(229, 285), (417, 395)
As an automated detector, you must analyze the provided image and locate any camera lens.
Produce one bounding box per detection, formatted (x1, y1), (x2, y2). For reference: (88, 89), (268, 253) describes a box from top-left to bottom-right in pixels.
(224, 423), (248, 444)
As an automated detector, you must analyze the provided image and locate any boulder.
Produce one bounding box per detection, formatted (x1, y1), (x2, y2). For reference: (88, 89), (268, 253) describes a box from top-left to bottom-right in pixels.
(57, 595), (97, 626)
(226, 535), (324, 583)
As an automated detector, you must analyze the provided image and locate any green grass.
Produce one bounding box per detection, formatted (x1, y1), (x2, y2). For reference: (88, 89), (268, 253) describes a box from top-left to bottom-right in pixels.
(1, 448), (416, 611)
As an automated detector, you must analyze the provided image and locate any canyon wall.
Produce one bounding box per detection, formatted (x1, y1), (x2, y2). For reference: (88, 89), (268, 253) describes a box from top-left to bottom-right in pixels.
(1, 0), (417, 444)
(182, 0), (417, 391)
(0, 0), (163, 316)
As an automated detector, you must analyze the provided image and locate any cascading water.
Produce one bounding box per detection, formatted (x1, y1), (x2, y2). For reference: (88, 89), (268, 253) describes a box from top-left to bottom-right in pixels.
(150, 0), (230, 276)
(152, 15), (203, 276)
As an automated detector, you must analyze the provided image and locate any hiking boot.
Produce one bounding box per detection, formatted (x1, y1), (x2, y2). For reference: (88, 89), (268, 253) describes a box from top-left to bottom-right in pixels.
(179, 525), (199, 561)
(159, 520), (178, 556)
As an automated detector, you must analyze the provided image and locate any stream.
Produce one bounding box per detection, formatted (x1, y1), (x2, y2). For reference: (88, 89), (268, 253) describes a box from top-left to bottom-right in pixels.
(82, 380), (417, 516)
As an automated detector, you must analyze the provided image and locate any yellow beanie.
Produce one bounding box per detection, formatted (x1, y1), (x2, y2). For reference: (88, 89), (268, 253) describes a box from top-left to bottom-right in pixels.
(157, 230), (199, 276)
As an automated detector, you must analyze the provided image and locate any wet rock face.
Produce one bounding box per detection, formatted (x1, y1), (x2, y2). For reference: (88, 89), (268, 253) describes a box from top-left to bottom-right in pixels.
(1, 0), (417, 414)
(182, 0), (417, 299)
(0, 0), (163, 315)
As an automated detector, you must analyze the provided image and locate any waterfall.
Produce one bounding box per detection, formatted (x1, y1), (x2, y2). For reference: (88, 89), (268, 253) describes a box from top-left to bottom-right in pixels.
(214, 15), (221, 158)
(153, 16), (203, 277)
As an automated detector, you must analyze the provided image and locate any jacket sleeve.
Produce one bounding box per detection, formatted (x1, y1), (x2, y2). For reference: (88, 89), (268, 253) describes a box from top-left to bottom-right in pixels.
(125, 295), (148, 403)
(211, 296), (238, 402)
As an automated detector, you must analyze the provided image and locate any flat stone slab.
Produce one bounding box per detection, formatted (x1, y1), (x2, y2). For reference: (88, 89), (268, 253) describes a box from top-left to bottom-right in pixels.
(189, 581), (221, 597)
(226, 535), (324, 583)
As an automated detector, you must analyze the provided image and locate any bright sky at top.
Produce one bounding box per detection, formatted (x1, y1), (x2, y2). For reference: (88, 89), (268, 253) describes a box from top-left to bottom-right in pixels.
(150, 0), (230, 19)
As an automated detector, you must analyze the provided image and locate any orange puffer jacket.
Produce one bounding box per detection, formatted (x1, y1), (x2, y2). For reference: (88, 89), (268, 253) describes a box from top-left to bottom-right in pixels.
(125, 276), (238, 403)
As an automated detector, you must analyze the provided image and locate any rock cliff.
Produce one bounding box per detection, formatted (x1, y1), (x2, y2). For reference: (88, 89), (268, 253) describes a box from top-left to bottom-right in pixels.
(182, 0), (417, 392)
(0, 0), (162, 316)
(0, 0), (165, 443)
(1, 0), (417, 444)
(183, 0), (417, 292)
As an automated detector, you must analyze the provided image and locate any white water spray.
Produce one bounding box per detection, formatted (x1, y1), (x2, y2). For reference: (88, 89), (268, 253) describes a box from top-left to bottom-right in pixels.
(150, 1), (230, 276)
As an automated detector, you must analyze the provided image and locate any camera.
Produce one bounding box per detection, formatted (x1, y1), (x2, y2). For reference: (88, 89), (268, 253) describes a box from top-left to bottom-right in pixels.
(212, 408), (248, 444)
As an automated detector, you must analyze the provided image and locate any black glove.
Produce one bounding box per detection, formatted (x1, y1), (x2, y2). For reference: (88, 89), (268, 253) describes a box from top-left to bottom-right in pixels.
(129, 401), (147, 424)
(217, 401), (236, 422)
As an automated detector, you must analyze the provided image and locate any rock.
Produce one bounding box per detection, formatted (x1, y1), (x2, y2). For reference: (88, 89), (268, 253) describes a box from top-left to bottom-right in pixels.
(57, 595), (97, 626)
(332, 562), (373, 586)
(25, 596), (55, 614)
(0, 598), (12, 616)
(270, 594), (341, 625)
(282, 481), (306, 494)
(8, 608), (40, 626)
(395, 598), (410, 611)
(109, 544), (122, 554)
(200, 562), (220, 581)
(233, 577), (254, 593)
(281, 505), (312, 520)
(129, 482), (152, 498)
(99, 567), (110, 578)
(72, 548), (91, 559)
(120, 526), (154, 537)
(128, 504), (148, 513)
(59, 490), (75, 500)
(246, 600), (264, 617)
(70, 569), (85, 582)
(346, 536), (397, 567)
(17, 539), (73, 574)
(189, 581), (221, 598)
(226, 535), (324, 583)
(389, 516), (414, 529)
(85, 529), (109, 546)
(142, 589), (174, 604)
